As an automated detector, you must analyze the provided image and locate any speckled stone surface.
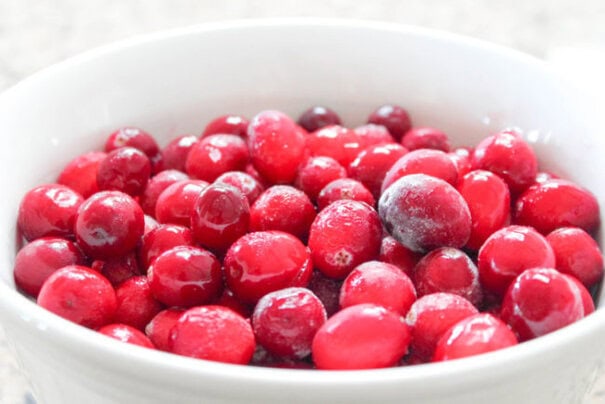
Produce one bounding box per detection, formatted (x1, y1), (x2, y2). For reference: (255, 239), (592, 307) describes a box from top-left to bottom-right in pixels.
(0, 1), (604, 403)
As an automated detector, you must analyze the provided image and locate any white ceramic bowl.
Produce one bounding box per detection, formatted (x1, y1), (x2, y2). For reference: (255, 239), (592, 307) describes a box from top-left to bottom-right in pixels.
(0, 19), (603, 404)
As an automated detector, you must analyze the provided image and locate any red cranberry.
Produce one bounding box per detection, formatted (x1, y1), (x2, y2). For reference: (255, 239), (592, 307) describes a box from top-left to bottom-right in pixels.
(97, 147), (151, 196)
(214, 171), (264, 205)
(340, 261), (416, 315)
(378, 236), (421, 277)
(202, 114), (249, 139)
(348, 143), (408, 198)
(295, 156), (347, 201)
(214, 288), (253, 318)
(378, 174), (471, 253)
(382, 149), (458, 193)
(185, 134), (249, 182)
(432, 313), (518, 361)
(353, 124), (395, 147)
(477, 225), (555, 296)
(13, 237), (85, 297)
(57, 151), (106, 198)
(18, 184), (83, 241)
(138, 224), (194, 268)
(312, 303), (410, 370)
(308, 200), (382, 279)
(91, 251), (143, 287)
(37, 265), (117, 328)
(402, 127), (450, 152)
(114, 276), (164, 330)
(224, 231), (312, 304)
(316, 178), (375, 210)
(139, 169), (189, 216)
(161, 135), (198, 172)
(169, 305), (255, 364)
(245, 163), (268, 187)
(105, 127), (163, 174)
(297, 106), (342, 132)
(546, 227), (603, 288)
(569, 276), (596, 315)
(145, 308), (184, 351)
(75, 191), (144, 259)
(148, 245), (222, 307)
(449, 147), (473, 180)
(307, 270), (342, 317)
(154, 179), (208, 226)
(306, 125), (362, 167)
(367, 104), (412, 141)
(98, 324), (154, 348)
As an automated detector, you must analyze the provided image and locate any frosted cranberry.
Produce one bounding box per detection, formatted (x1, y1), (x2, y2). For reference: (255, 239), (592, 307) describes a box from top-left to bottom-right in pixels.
(139, 169), (189, 216)
(449, 147), (473, 180)
(297, 106), (342, 132)
(170, 305), (255, 364)
(348, 143), (408, 198)
(379, 174), (471, 253)
(546, 227), (603, 288)
(413, 248), (482, 306)
(500, 268), (588, 341)
(154, 179), (208, 226)
(148, 245), (222, 307)
(432, 314), (518, 361)
(308, 200), (382, 279)
(514, 179), (600, 234)
(114, 276), (163, 330)
(379, 236), (421, 277)
(478, 225), (555, 296)
(247, 110), (307, 184)
(402, 127), (450, 152)
(406, 293), (478, 359)
(37, 265), (117, 328)
(145, 308), (184, 351)
(224, 231), (312, 304)
(75, 191), (144, 259)
(312, 303), (410, 370)
(295, 156), (347, 201)
(471, 131), (537, 194)
(340, 261), (416, 315)
(161, 135), (198, 172)
(382, 149), (458, 192)
(367, 104), (412, 141)
(353, 124), (395, 147)
(307, 270), (342, 317)
(306, 125), (362, 167)
(98, 324), (154, 348)
(138, 224), (194, 268)
(202, 114), (249, 139)
(57, 151), (106, 198)
(13, 237), (86, 297)
(18, 184), (83, 241)
(457, 170), (511, 250)
(190, 184), (250, 252)
(250, 185), (316, 240)
(185, 134), (249, 182)
(97, 147), (151, 196)
(105, 127), (163, 174)
(91, 251), (142, 287)
(316, 178), (375, 210)
(214, 171), (264, 205)
(214, 288), (253, 318)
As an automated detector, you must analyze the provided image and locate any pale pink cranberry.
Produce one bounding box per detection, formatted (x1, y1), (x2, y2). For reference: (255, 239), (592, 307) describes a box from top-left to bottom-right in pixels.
(91, 251), (142, 287)
(105, 127), (163, 174)
(138, 224), (194, 268)
(57, 151), (106, 198)
(307, 270), (342, 317)
(347, 143), (408, 198)
(202, 114), (249, 139)
(353, 124), (395, 147)
(297, 106), (342, 132)
(378, 236), (421, 278)
(97, 147), (151, 196)
(448, 147), (473, 180)
(98, 324), (155, 349)
(161, 135), (198, 172)
(139, 169), (189, 216)
(401, 127), (450, 152)
(367, 104), (412, 142)
(114, 276), (163, 330)
(214, 171), (264, 205)
(154, 179), (209, 226)
(382, 149), (458, 192)
(306, 125), (362, 167)
(295, 156), (347, 201)
(185, 134), (249, 182)
(145, 308), (184, 351)
(316, 178), (375, 210)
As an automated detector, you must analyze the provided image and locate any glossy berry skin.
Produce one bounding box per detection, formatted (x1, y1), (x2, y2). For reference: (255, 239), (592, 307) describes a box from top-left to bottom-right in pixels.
(98, 324), (155, 349)
(401, 127), (450, 152)
(432, 313), (518, 362)
(169, 305), (255, 365)
(306, 125), (362, 167)
(340, 261), (416, 315)
(457, 170), (511, 250)
(297, 106), (342, 132)
(75, 191), (144, 259)
(250, 185), (316, 240)
(57, 151), (106, 198)
(378, 236), (421, 277)
(139, 169), (189, 216)
(367, 104), (412, 142)
(202, 114), (249, 139)
(145, 308), (184, 351)
(247, 110), (307, 184)
(252, 287), (327, 359)
(214, 171), (264, 205)
(161, 135), (198, 172)
(37, 265), (117, 329)
(379, 174), (471, 253)
(114, 276), (164, 330)
(546, 227), (604, 288)
(500, 268), (589, 341)
(18, 184), (83, 241)
(224, 231), (312, 304)
(514, 179), (600, 235)
(97, 147), (151, 196)
(148, 245), (222, 308)
(347, 143), (408, 198)
(190, 184), (250, 253)
(312, 303), (410, 370)
(307, 270), (342, 317)
(308, 200), (382, 279)
(13, 237), (86, 297)
(478, 225), (555, 296)
(316, 178), (375, 210)
(413, 248), (482, 306)
(295, 156), (347, 201)
(105, 127), (163, 174)
(154, 179), (209, 226)
(185, 134), (249, 182)
(91, 251), (142, 287)
(138, 224), (194, 268)
(353, 124), (395, 147)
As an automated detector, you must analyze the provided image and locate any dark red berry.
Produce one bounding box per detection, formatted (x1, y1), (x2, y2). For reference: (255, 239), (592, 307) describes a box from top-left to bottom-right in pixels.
(105, 127), (163, 174)
(202, 114), (249, 139)
(57, 151), (106, 198)
(161, 135), (198, 172)
(307, 270), (342, 317)
(316, 178), (375, 210)
(139, 169), (189, 216)
(92, 251), (142, 287)
(348, 143), (407, 198)
(378, 236), (421, 278)
(367, 104), (412, 141)
(97, 147), (151, 196)
(185, 134), (249, 182)
(98, 324), (155, 348)
(297, 106), (342, 132)
(138, 224), (194, 269)
(114, 276), (163, 330)
(145, 308), (184, 351)
(154, 179), (208, 226)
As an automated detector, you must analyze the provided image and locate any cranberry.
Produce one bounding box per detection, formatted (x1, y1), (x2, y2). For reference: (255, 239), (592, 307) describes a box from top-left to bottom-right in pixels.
(307, 270), (342, 317)
(98, 324), (154, 348)
(546, 227), (603, 288)
(477, 225), (555, 296)
(312, 303), (410, 370)
(306, 125), (362, 167)
(247, 110), (307, 184)
(340, 261), (416, 315)
(75, 191), (144, 259)
(378, 174), (471, 253)
(18, 184), (83, 241)
(214, 288), (253, 318)
(214, 171), (264, 205)
(308, 200), (382, 279)
(367, 104), (412, 141)
(297, 106), (342, 132)
(114, 276), (164, 330)
(353, 124), (395, 147)
(514, 179), (600, 235)
(37, 265), (117, 328)
(138, 224), (194, 269)
(224, 231), (312, 304)
(378, 236), (421, 277)
(457, 170), (511, 250)
(185, 134), (249, 182)
(402, 127), (450, 152)
(161, 135), (198, 172)
(381, 149), (458, 192)
(148, 245), (222, 307)
(202, 114), (249, 139)
(348, 143), (408, 198)
(97, 147), (151, 196)
(139, 169), (189, 216)
(190, 184), (250, 253)
(104, 127), (163, 174)
(448, 147), (473, 180)
(316, 178), (375, 210)
(57, 151), (106, 198)
(500, 268), (589, 341)
(432, 313), (518, 361)
(295, 156), (347, 201)
(169, 305), (255, 364)
(154, 179), (208, 226)
(569, 276), (596, 315)
(145, 308), (184, 351)
(91, 251), (143, 287)
(13, 237), (85, 297)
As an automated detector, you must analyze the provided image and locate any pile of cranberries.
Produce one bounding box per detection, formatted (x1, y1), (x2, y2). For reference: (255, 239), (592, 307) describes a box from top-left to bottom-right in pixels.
(14, 104), (603, 370)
